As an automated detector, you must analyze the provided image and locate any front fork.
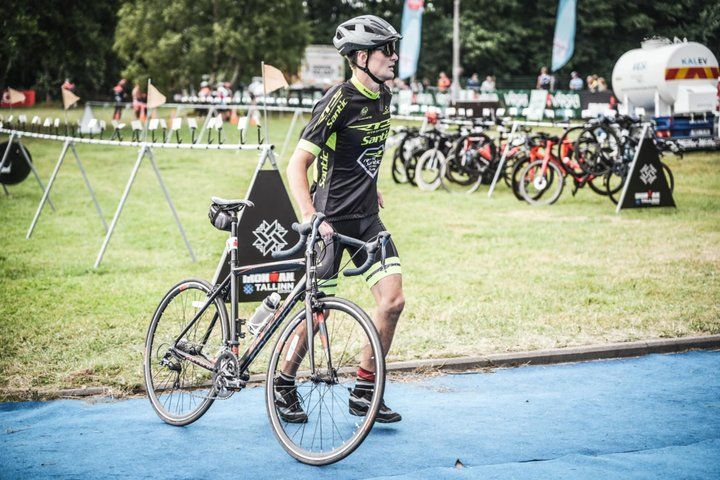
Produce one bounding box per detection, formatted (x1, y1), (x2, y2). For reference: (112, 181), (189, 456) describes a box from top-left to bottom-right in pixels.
(304, 224), (334, 378)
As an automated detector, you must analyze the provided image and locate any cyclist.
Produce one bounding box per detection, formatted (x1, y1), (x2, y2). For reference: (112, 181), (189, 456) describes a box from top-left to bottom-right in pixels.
(276, 15), (405, 424)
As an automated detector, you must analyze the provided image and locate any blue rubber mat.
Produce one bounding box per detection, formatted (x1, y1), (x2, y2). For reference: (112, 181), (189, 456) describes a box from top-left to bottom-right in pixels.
(2, 350), (719, 479)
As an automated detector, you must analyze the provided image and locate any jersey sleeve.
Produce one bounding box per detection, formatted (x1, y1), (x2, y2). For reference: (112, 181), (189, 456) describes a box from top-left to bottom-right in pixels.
(298, 86), (348, 157)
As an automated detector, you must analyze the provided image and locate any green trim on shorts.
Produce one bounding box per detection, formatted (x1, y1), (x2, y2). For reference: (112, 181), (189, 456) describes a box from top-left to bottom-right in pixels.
(364, 256), (402, 287)
(298, 139), (321, 156)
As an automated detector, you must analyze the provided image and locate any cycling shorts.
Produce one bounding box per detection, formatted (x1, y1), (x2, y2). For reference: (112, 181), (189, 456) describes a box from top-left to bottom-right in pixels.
(315, 214), (401, 295)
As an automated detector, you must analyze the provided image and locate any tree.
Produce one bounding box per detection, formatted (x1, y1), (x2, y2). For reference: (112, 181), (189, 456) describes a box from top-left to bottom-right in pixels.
(1, 0), (122, 100)
(113, 0), (311, 91)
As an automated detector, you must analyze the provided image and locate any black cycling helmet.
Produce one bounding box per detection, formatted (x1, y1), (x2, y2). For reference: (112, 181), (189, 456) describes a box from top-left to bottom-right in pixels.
(333, 15), (402, 56)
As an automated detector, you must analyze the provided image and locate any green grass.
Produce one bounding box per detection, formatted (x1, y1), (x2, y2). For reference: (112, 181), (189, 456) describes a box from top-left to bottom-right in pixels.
(1, 106), (719, 399)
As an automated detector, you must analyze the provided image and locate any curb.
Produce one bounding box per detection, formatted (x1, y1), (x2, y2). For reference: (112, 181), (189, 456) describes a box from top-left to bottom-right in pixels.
(4, 335), (719, 401)
(384, 334), (720, 373)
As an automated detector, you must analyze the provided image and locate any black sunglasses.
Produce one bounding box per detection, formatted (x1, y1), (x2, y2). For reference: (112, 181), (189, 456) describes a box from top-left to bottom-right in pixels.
(375, 41), (397, 57)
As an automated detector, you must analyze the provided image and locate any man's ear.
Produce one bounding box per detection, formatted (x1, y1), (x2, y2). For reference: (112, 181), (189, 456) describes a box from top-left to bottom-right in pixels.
(356, 50), (368, 68)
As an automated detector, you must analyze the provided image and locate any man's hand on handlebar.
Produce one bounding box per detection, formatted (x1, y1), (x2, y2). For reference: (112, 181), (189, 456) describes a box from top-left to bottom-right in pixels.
(303, 214), (334, 241)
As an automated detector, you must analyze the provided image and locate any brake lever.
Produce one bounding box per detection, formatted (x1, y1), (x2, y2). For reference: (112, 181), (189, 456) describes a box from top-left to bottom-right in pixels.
(381, 239), (387, 270)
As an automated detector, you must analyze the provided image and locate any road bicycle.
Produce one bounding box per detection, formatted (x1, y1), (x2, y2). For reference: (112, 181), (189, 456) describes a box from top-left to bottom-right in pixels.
(514, 133), (609, 205)
(144, 198), (389, 465)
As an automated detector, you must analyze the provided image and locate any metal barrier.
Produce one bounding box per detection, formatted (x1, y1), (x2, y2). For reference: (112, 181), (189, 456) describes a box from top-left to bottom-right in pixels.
(0, 125), (274, 268)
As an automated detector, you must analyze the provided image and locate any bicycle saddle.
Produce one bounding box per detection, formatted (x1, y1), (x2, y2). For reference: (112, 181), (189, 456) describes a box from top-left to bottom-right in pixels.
(210, 197), (254, 211)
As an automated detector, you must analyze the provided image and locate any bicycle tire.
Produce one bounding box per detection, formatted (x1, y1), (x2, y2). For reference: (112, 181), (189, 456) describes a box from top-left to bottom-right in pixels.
(574, 126), (619, 176)
(510, 156), (532, 200)
(144, 278), (229, 426)
(266, 297), (385, 466)
(518, 160), (565, 205)
(415, 148), (445, 191)
(390, 148), (408, 184)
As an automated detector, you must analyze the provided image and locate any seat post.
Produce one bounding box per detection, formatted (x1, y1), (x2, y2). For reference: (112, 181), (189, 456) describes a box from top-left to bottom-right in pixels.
(229, 215), (240, 351)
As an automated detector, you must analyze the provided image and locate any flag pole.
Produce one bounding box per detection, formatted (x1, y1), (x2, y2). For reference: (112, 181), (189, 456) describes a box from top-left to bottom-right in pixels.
(62, 87), (69, 129)
(144, 79), (152, 143)
(261, 61), (269, 144)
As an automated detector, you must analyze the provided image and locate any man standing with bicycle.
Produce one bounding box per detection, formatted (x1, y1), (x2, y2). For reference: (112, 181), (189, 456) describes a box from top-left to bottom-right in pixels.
(277, 15), (405, 424)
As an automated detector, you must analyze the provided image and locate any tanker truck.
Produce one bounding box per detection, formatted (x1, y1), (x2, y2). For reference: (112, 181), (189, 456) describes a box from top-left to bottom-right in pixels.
(612, 37), (719, 150)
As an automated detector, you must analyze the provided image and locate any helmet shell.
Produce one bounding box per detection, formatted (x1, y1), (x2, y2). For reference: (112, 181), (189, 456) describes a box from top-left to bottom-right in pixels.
(333, 15), (402, 56)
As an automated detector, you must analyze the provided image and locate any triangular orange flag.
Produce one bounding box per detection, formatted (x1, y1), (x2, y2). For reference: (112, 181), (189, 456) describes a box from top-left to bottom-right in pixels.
(8, 88), (26, 104)
(230, 108), (239, 125)
(62, 88), (80, 110)
(147, 81), (166, 110)
(263, 63), (288, 95)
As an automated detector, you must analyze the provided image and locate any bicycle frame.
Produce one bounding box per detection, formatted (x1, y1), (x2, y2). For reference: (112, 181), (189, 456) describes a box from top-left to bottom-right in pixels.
(170, 217), (331, 381)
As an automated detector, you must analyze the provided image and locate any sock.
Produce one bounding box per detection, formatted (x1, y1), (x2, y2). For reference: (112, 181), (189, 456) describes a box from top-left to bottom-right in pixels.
(357, 367), (375, 382)
(276, 372), (295, 387)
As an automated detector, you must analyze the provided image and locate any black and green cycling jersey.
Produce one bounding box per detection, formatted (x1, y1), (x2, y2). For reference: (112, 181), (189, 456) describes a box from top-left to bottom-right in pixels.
(298, 75), (392, 221)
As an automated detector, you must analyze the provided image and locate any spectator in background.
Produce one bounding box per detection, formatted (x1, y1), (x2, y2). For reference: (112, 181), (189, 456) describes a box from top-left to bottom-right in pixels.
(586, 74), (598, 92)
(61, 78), (75, 92)
(467, 73), (480, 88)
(596, 77), (608, 92)
(198, 81), (212, 99)
(132, 82), (146, 119)
(112, 78), (127, 120)
(569, 71), (583, 91)
(216, 81), (231, 101)
(480, 75), (496, 92)
(410, 79), (424, 93)
(536, 66), (553, 90)
(437, 71), (451, 92)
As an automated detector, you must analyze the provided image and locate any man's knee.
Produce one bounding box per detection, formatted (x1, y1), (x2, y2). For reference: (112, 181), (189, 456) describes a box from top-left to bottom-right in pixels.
(378, 292), (405, 318)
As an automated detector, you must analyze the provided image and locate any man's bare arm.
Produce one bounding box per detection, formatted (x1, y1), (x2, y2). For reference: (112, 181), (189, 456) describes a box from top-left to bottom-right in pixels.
(286, 148), (333, 237)
(287, 148), (317, 221)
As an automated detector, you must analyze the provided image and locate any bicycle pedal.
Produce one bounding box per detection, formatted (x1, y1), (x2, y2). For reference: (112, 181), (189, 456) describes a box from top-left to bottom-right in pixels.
(225, 378), (247, 390)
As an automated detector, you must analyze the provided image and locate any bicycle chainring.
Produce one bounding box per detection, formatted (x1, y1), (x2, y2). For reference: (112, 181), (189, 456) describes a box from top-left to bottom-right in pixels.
(213, 350), (240, 399)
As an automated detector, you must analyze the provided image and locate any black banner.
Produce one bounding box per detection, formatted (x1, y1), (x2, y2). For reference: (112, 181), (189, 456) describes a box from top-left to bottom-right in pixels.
(618, 137), (676, 210)
(579, 91), (616, 110)
(212, 168), (303, 302)
(0, 142), (32, 185)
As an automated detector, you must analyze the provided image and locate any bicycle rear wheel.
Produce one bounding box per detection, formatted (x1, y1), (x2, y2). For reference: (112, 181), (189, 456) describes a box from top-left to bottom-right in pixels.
(266, 297), (385, 465)
(144, 279), (229, 426)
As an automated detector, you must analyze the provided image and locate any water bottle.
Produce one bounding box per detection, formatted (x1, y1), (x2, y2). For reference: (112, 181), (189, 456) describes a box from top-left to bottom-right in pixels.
(247, 293), (282, 336)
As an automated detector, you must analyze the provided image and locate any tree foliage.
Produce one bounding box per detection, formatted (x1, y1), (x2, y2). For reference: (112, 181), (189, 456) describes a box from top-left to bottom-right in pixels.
(2, 1), (719, 97)
(304, 0), (719, 85)
(113, 0), (311, 91)
(1, 0), (121, 99)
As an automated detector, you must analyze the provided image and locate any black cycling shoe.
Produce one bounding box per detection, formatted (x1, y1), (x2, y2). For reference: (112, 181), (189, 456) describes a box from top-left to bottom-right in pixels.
(349, 390), (402, 423)
(274, 382), (308, 424)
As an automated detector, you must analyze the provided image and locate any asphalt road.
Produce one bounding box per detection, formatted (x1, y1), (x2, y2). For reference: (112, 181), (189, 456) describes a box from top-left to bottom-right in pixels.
(2, 350), (719, 479)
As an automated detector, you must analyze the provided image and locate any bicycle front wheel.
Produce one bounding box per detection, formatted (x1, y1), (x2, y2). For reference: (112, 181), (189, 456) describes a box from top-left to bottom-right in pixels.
(518, 160), (565, 205)
(144, 279), (229, 426)
(415, 148), (445, 191)
(266, 297), (385, 465)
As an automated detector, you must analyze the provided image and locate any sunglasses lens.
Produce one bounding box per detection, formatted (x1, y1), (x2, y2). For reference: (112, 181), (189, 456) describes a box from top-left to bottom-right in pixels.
(381, 42), (396, 56)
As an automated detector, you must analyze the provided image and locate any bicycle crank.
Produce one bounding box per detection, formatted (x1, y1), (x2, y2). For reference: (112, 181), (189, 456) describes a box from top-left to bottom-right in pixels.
(212, 351), (245, 399)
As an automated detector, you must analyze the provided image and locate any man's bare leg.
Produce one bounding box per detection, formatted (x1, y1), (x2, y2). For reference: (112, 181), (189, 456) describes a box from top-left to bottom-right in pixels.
(360, 273), (404, 371)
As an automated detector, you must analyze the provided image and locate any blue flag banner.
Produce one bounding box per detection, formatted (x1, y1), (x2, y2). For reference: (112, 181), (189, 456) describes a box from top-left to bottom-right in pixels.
(551, 0), (576, 72)
(398, 0), (424, 80)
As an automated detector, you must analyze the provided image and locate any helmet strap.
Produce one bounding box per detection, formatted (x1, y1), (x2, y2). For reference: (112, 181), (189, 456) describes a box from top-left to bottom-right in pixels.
(352, 50), (385, 86)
